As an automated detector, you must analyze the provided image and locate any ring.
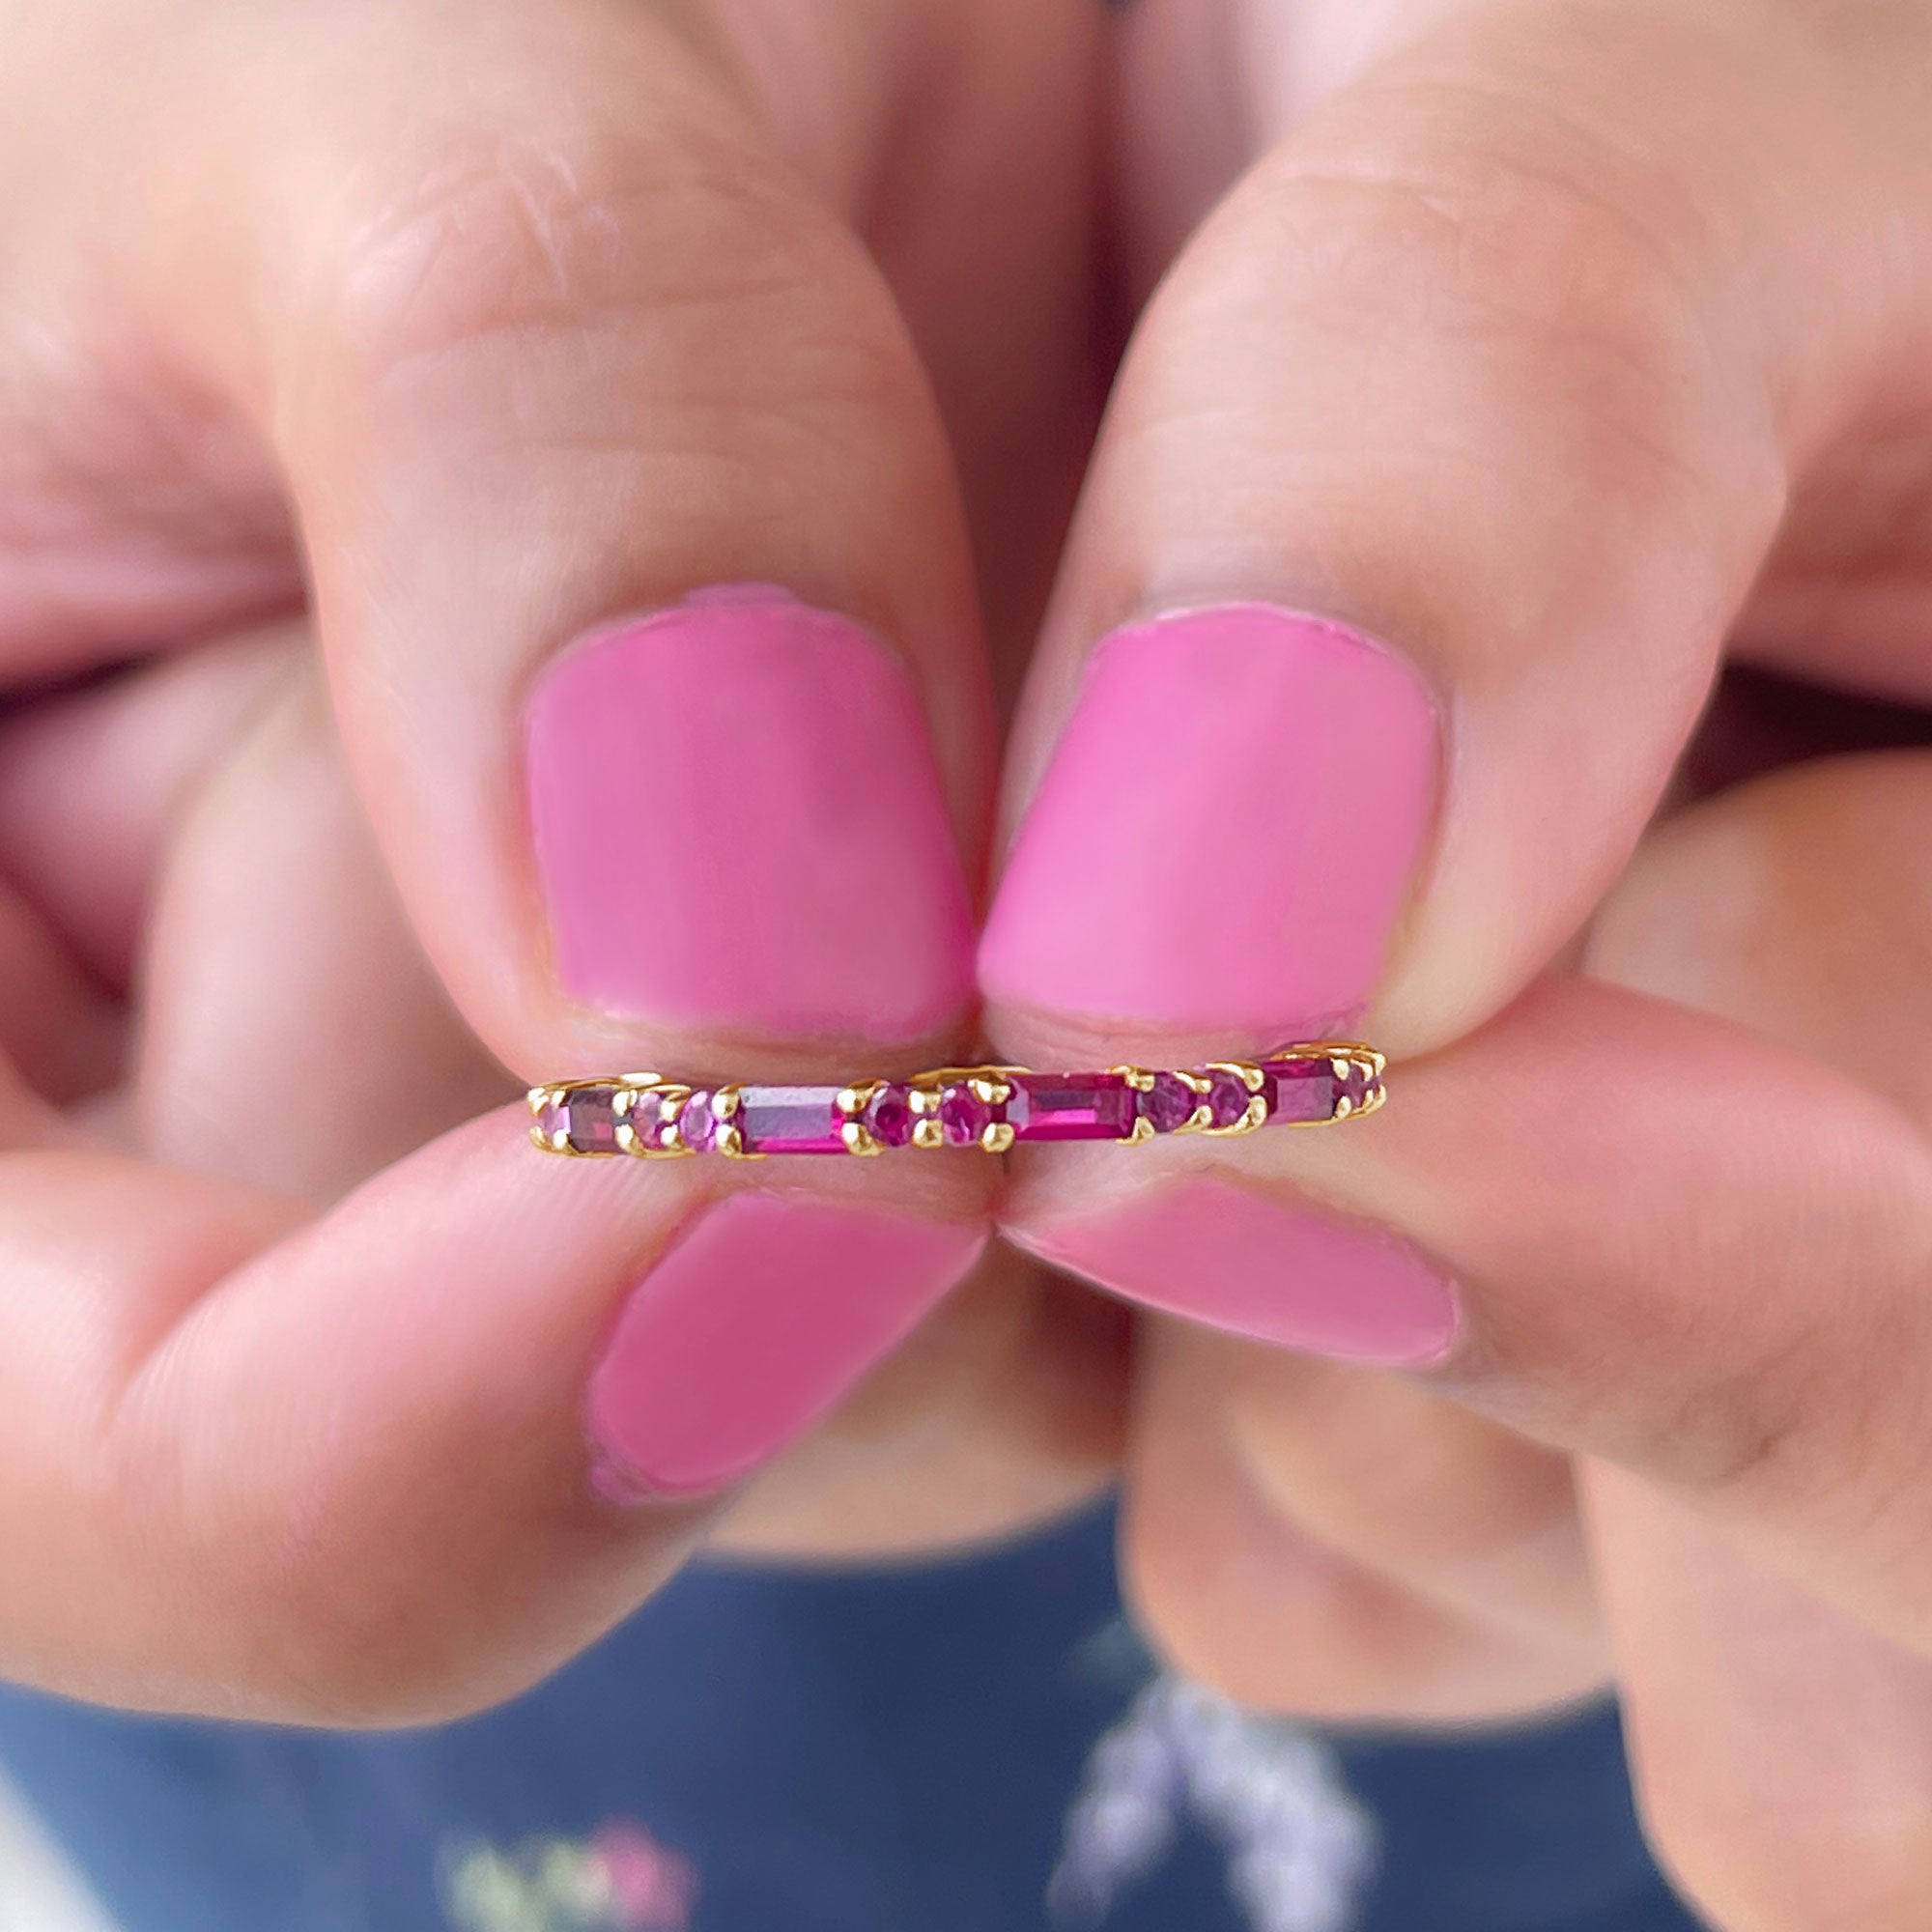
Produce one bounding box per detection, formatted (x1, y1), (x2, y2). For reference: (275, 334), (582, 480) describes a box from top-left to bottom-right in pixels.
(527, 1045), (1385, 1159)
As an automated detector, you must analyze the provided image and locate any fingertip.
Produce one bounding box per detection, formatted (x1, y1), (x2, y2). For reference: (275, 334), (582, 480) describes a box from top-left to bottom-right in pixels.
(1009, 1172), (1459, 1366)
(980, 603), (1440, 1044)
(525, 587), (977, 1048)
(583, 1193), (987, 1500)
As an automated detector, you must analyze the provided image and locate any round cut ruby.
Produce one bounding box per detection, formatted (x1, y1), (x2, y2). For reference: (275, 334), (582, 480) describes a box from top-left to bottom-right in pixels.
(937, 1084), (994, 1147)
(1138, 1072), (1199, 1136)
(1206, 1068), (1255, 1129)
(865, 1084), (915, 1149)
(676, 1091), (722, 1152)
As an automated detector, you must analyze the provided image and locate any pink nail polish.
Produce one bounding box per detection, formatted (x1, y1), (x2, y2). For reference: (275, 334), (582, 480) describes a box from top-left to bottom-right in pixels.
(586, 1195), (985, 1499)
(527, 589), (974, 1039)
(1014, 1179), (1458, 1364)
(980, 606), (1438, 1036)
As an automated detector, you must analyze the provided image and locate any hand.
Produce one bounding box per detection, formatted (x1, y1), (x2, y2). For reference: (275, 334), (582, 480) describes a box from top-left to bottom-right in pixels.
(0, 0), (1123, 1722)
(983, 1), (1932, 1923)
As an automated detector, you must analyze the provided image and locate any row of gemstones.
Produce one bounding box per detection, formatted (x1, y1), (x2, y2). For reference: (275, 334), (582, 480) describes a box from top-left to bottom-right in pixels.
(529, 1049), (1384, 1159)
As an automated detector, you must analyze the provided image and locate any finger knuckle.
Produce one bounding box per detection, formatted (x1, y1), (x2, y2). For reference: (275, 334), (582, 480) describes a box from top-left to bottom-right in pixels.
(253, 1578), (488, 1727)
(144, 1473), (571, 1725)
(162, 1535), (481, 1725)
(331, 116), (780, 361)
(1236, 79), (1764, 506)
(321, 114), (915, 448)
(1122, 1496), (1569, 1725)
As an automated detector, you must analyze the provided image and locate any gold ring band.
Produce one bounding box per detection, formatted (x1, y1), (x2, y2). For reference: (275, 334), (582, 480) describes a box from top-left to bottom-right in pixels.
(528, 1045), (1385, 1160)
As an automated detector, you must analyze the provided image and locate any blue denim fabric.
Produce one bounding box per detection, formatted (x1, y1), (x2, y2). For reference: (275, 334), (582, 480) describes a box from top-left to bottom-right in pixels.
(0, 1503), (1697, 1932)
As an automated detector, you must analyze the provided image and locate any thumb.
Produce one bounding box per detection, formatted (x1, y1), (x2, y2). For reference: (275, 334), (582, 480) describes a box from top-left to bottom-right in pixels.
(981, 0), (1895, 1063)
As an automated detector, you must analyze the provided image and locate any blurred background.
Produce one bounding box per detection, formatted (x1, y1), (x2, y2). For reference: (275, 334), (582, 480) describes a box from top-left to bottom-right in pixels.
(0, 1502), (1698, 1932)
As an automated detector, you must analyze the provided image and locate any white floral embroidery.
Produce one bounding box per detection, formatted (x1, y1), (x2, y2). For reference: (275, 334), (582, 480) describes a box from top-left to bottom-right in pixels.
(1049, 1676), (1376, 1932)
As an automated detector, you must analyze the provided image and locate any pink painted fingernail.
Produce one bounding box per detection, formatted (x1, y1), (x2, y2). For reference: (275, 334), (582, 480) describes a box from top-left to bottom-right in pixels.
(1014, 1179), (1458, 1364)
(980, 605), (1439, 1036)
(527, 588), (974, 1040)
(586, 1195), (985, 1499)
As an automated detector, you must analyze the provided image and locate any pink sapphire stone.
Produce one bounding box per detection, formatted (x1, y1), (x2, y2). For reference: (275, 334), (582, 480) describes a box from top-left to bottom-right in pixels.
(738, 1086), (846, 1154)
(622, 1089), (673, 1146)
(865, 1084), (916, 1149)
(1205, 1068), (1257, 1129)
(1138, 1072), (1199, 1136)
(676, 1090), (723, 1152)
(936, 1084), (997, 1147)
(1009, 1073), (1137, 1143)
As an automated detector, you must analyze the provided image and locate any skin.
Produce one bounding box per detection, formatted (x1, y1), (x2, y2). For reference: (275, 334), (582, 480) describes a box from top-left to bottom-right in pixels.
(4, 0), (1932, 1924)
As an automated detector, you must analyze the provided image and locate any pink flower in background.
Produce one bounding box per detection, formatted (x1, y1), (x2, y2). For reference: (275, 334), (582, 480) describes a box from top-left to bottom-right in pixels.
(590, 1821), (697, 1929)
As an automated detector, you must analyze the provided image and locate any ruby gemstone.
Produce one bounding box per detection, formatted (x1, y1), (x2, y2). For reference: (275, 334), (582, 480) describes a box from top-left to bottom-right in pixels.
(544, 1086), (621, 1153)
(1009, 1073), (1137, 1143)
(738, 1086), (847, 1154)
(865, 1084), (916, 1149)
(1260, 1057), (1377, 1123)
(569, 1090), (620, 1152)
(936, 1084), (997, 1147)
(676, 1090), (723, 1152)
(1205, 1068), (1258, 1129)
(1137, 1072), (1199, 1136)
(1261, 1057), (1338, 1123)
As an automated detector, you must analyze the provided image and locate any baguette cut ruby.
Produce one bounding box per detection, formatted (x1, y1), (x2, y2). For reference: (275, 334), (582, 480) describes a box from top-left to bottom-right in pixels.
(936, 1084), (996, 1146)
(865, 1084), (916, 1149)
(1262, 1058), (1337, 1122)
(1261, 1057), (1378, 1123)
(1137, 1072), (1199, 1136)
(1009, 1073), (1137, 1143)
(540, 1086), (621, 1152)
(738, 1086), (846, 1154)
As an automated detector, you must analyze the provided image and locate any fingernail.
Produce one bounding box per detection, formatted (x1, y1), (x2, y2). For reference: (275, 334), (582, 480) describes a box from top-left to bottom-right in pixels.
(586, 1195), (985, 1499)
(980, 605), (1439, 1036)
(1013, 1179), (1458, 1364)
(526, 587), (974, 1040)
